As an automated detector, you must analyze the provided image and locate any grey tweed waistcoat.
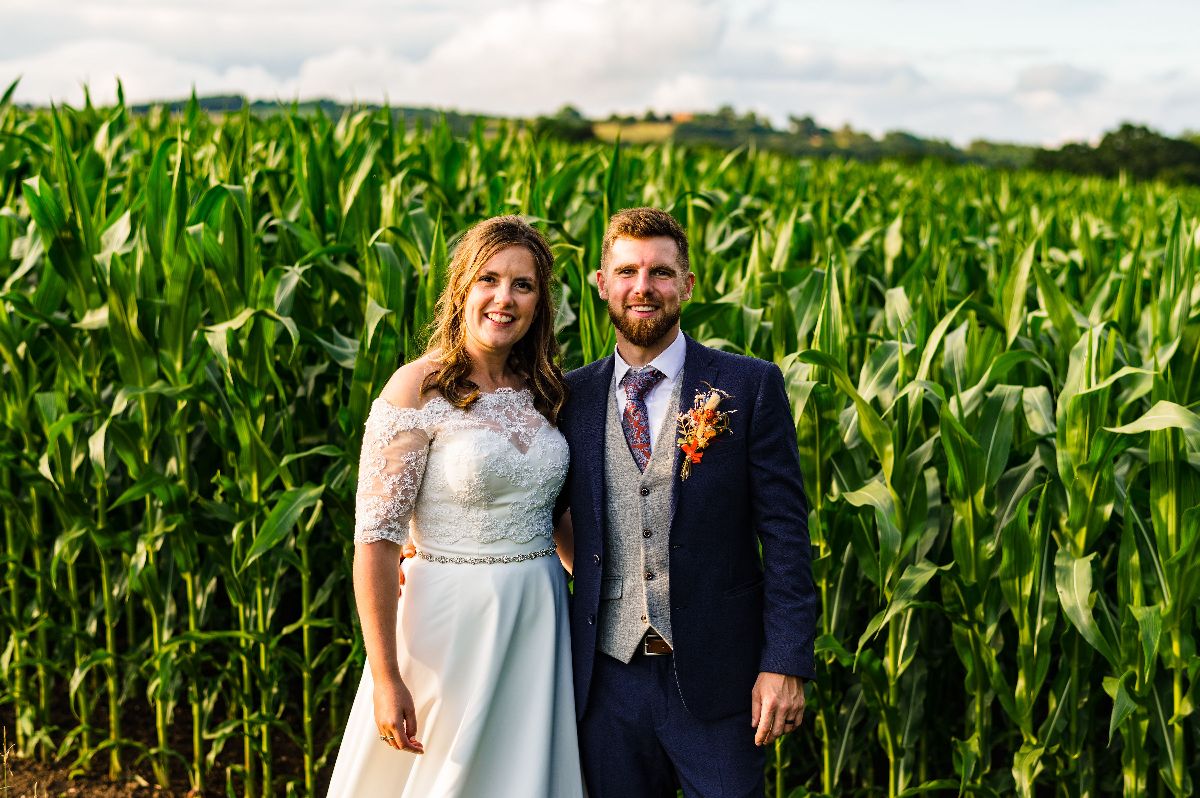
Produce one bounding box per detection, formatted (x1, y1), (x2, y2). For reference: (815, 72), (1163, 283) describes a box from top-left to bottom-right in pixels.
(596, 376), (683, 662)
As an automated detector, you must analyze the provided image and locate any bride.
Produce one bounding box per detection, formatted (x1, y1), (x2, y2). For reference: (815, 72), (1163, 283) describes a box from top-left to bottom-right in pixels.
(326, 216), (584, 797)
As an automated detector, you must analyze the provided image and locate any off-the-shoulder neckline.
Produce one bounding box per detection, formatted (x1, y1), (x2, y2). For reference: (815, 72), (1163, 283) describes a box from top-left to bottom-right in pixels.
(372, 387), (533, 413)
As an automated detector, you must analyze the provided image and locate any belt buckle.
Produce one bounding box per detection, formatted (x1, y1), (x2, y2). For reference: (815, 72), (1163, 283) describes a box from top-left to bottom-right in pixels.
(641, 632), (672, 656)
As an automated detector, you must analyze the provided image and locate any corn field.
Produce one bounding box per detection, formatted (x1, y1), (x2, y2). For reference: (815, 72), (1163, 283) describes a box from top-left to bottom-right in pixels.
(1, 85), (1199, 797)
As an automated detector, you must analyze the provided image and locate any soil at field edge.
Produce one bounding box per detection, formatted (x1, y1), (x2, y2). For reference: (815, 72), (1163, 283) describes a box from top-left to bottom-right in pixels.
(1, 697), (321, 798)
(2, 756), (186, 798)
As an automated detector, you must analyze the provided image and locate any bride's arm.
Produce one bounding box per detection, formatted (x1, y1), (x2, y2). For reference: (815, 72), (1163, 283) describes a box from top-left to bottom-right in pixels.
(354, 542), (423, 753)
(352, 359), (438, 753)
(353, 542), (402, 676)
(553, 508), (575, 576)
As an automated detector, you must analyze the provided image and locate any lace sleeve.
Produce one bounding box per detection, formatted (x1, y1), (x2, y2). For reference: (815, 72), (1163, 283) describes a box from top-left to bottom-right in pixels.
(354, 399), (432, 545)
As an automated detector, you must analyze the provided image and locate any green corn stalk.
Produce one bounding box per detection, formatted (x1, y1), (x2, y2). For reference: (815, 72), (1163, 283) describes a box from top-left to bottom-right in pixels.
(1107, 395), (1200, 796)
(996, 482), (1058, 796)
(3, 94), (1200, 798)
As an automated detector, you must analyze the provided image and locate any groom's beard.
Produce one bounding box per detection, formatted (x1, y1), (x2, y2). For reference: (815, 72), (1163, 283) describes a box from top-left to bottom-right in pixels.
(607, 301), (681, 348)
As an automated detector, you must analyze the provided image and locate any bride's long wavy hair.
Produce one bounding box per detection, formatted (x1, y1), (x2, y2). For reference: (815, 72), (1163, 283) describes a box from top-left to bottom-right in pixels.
(421, 216), (567, 424)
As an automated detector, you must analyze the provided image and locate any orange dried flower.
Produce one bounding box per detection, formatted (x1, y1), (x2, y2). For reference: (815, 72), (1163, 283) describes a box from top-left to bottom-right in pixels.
(675, 384), (734, 480)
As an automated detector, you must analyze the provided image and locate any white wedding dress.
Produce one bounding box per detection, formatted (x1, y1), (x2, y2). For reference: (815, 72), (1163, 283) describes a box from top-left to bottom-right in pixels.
(326, 388), (584, 798)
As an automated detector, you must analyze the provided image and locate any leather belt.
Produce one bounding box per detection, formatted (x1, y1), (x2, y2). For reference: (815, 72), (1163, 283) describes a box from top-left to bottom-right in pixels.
(641, 632), (672, 656)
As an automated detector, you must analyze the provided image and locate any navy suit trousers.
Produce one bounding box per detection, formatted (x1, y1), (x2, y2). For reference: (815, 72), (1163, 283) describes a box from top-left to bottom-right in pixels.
(579, 651), (766, 798)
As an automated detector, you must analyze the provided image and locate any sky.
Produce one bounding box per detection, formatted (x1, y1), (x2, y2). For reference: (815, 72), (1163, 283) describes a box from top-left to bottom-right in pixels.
(1, 0), (1197, 146)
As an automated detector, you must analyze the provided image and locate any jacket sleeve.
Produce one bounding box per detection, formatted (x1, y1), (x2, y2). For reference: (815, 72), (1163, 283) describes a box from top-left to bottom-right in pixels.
(747, 363), (818, 679)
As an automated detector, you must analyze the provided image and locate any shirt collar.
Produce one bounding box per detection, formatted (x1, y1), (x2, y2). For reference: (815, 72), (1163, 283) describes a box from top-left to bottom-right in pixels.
(613, 329), (687, 388)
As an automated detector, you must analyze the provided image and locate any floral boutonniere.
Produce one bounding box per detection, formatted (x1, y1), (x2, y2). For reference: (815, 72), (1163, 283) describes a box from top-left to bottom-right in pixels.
(676, 384), (735, 480)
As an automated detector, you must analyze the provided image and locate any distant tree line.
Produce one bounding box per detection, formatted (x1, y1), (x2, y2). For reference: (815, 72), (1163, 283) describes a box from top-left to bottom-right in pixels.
(672, 107), (972, 164)
(1033, 123), (1200, 185)
(531, 105), (594, 142)
(136, 94), (485, 136)
(666, 108), (1200, 184)
(128, 96), (1200, 186)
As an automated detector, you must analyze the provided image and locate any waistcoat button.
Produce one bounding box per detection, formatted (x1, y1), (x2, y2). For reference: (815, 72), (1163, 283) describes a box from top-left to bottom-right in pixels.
(640, 487), (650, 496)
(642, 529), (652, 539)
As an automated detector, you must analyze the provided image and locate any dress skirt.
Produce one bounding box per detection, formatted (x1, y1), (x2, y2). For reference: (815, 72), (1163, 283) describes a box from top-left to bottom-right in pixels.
(326, 536), (583, 798)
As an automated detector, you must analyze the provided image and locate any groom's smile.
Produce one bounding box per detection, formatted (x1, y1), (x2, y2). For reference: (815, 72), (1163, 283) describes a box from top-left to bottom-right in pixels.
(627, 302), (660, 317)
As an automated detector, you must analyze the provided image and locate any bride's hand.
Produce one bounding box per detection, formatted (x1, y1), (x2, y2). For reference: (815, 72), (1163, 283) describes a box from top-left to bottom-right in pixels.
(373, 679), (424, 754)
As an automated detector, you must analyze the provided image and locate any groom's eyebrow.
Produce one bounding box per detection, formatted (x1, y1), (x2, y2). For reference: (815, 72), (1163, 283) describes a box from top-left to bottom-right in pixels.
(614, 262), (678, 273)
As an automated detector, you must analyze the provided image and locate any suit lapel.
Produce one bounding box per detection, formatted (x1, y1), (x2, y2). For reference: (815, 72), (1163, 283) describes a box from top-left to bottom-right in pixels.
(669, 335), (720, 527)
(580, 356), (615, 541)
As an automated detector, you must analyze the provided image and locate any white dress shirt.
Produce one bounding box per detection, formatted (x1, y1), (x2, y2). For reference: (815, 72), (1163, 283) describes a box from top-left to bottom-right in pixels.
(612, 330), (687, 456)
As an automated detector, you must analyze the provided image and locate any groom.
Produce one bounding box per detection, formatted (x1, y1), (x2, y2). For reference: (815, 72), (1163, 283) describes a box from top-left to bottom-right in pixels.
(557, 207), (817, 797)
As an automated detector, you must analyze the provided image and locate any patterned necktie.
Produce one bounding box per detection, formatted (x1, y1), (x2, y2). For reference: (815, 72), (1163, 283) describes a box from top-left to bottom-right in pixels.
(620, 366), (666, 472)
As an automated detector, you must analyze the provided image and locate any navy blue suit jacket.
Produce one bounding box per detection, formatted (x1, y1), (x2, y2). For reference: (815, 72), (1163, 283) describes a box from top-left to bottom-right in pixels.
(559, 334), (817, 722)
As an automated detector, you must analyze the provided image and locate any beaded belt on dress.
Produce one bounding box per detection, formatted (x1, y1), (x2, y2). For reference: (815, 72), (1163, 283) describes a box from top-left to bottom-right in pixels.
(414, 544), (557, 565)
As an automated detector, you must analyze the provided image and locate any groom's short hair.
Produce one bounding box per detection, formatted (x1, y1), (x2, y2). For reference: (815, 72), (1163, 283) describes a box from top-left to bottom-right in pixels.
(601, 207), (690, 272)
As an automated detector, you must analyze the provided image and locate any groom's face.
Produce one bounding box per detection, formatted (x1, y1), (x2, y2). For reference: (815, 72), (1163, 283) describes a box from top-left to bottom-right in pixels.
(598, 236), (694, 349)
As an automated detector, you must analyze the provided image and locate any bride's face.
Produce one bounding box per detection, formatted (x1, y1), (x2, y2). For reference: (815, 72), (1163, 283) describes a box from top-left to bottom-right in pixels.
(461, 245), (540, 359)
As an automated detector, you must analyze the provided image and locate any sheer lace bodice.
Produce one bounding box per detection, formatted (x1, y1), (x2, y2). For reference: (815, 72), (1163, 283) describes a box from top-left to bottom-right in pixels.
(354, 388), (569, 549)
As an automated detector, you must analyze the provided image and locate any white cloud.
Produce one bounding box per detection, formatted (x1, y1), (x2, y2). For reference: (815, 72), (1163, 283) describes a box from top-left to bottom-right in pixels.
(397, 0), (724, 113)
(649, 73), (715, 114)
(1016, 63), (1104, 97)
(0, 0), (472, 74)
(0, 40), (281, 103)
(2, 0), (1198, 145)
(288, 47), (414, 102)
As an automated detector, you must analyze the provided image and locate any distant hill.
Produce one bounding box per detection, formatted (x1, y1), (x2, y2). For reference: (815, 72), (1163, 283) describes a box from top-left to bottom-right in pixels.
(126, 94), (485, 134)
(561, 105), (1036, 170)
(1033, 123), (1200, 185)
(114, 95), (1200, 185)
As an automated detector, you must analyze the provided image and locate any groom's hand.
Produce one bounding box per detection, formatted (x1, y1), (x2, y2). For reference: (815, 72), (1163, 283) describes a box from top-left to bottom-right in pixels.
(396, 540), (417, 596)
(751, 672), (806, 746)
